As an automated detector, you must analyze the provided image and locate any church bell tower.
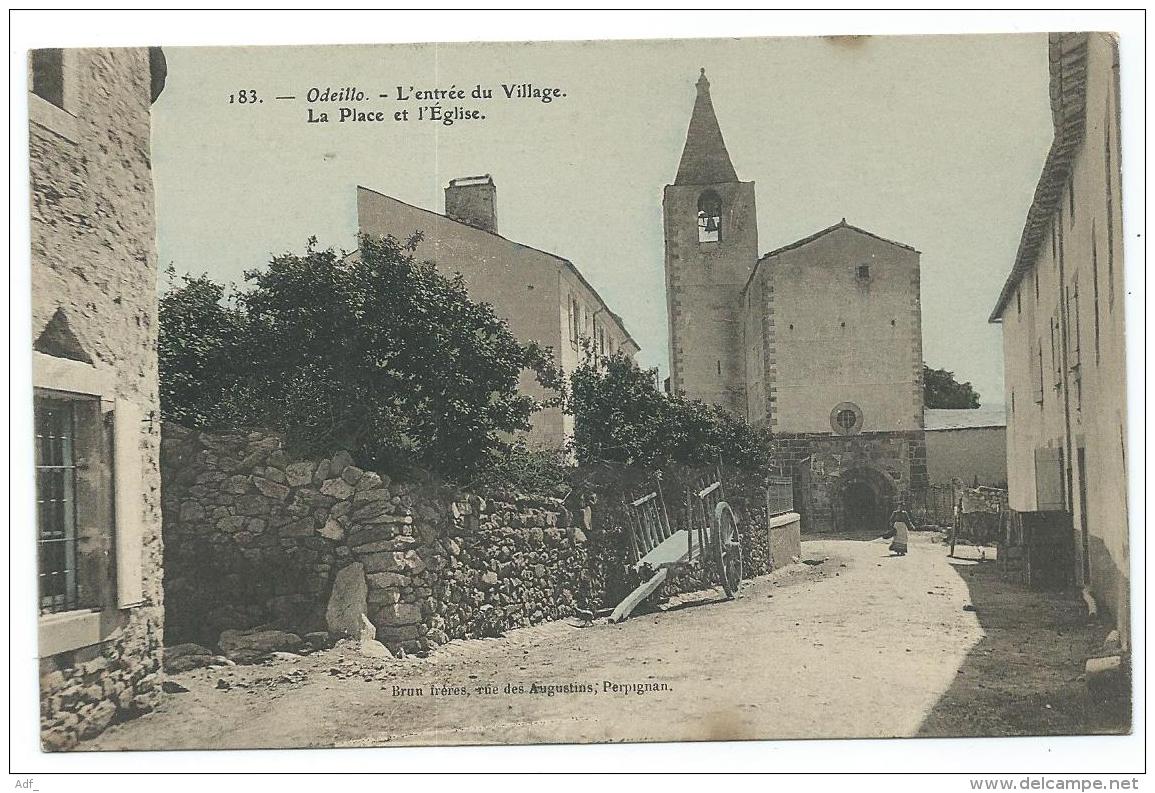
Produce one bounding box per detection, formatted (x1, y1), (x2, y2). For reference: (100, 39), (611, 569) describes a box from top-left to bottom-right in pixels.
(663, 69), (758, 414)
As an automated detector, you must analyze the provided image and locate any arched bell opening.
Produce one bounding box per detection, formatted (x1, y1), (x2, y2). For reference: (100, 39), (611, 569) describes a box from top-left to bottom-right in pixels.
(697, 190), (722, 243)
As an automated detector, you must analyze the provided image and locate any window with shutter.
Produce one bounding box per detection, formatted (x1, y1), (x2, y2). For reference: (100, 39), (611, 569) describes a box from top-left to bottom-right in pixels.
(569, 297), (579, 350)
(1032, 340), (1045, 404)
(1071, 281), (1082, 367)
(33, 344), (149, 656)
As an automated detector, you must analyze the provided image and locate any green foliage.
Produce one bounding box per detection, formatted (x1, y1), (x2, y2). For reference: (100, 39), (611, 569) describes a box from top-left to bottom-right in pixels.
(158, 267), (248, 428)
(569, 351), (772, 471)
(158, 235), (563, 476)
(923, 364), (981, 409)
(464, 441), (571, 497)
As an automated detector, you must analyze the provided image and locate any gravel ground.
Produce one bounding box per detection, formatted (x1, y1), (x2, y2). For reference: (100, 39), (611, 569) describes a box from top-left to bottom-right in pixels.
(84, 531), (1128, 751)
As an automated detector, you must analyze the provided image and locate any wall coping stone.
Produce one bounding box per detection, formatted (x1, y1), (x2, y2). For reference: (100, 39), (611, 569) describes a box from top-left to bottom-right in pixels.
(768, 512), (801, 530)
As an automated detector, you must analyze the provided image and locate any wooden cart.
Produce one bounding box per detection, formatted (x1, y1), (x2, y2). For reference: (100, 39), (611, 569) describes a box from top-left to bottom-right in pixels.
(609, 469), (744, 623)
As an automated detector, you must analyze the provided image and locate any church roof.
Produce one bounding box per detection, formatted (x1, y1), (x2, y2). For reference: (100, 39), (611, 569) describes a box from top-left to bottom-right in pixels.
(742, 219), (919, 295)
(674, 70), (739, 185)
(762, 219), (919, 259)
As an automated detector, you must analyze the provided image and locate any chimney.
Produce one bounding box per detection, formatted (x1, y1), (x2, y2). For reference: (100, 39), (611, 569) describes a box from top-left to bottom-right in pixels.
(444, 175), (497, 233)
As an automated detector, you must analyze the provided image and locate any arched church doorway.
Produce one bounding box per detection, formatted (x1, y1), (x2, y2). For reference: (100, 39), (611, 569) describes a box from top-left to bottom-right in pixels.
(833, 466), (896, 534)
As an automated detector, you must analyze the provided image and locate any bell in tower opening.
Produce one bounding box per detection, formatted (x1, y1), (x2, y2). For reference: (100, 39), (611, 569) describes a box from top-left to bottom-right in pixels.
(697, 190), (722, 243)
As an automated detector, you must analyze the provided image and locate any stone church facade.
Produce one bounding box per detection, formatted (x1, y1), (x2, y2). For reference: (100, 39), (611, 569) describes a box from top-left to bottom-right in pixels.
(664, 71), (927, 532)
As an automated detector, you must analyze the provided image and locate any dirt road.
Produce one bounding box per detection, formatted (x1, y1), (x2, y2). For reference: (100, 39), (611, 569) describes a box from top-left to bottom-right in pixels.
(86, 532), (1124, 750)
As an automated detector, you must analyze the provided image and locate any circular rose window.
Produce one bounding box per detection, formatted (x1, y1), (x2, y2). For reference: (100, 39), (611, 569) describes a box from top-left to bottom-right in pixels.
(830, 402), (864, 435)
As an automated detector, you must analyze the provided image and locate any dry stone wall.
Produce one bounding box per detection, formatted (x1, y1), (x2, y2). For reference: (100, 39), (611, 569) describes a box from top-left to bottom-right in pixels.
(162, 428), (785, 660)
(162, 426), (590, 655)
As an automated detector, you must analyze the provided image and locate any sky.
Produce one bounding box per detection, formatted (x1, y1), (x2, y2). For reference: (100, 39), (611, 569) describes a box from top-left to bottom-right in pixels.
(152, 34), (1053, 405)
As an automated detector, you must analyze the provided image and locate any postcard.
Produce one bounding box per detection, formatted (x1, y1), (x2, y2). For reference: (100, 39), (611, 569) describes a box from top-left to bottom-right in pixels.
(24, 30), (1133, 756)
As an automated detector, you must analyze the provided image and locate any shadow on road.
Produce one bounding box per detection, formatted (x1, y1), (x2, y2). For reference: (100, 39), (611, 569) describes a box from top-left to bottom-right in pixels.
(916, 552), (1130, 737)
(658, 594), (727, 615)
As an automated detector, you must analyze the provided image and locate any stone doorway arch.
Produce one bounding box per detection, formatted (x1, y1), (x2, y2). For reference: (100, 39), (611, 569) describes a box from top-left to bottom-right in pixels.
(832, 464), (898, 534)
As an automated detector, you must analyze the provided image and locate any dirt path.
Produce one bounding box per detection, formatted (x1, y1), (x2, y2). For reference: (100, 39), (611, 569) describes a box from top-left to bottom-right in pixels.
(86, 532), (1123, 751)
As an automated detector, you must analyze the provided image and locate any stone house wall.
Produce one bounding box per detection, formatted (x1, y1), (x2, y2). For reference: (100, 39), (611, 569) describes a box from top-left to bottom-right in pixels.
(31, 48), (166, 750)
(996, 33), (1130, 650)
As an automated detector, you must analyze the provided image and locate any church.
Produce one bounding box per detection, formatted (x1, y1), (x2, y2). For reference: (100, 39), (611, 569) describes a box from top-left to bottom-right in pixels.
(664, 70), (928, 532)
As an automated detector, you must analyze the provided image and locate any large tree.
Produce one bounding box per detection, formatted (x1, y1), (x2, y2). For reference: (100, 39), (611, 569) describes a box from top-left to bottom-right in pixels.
(569, 352), (771, 471)
(159, 234), (562, 475)
(923, 364), (981, 409)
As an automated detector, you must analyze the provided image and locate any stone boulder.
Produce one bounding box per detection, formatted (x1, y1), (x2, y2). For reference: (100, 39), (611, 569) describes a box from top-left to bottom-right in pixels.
(285, 461), (314, 487)
(375, 602), (421, 627)
(218, 629), (305, 664)
(325, 562), (368, 638)
(163, 642), (215, 674)
(320, 477), (355, 500)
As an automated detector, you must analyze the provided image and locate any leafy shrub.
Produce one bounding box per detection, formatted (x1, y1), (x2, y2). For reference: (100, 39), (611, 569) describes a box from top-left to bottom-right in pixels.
(568, 351), (772, 471)
(463, 441), (571, 497)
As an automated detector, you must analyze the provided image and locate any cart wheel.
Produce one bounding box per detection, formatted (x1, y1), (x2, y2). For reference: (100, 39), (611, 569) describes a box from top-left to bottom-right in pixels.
(713, 501), (743, 598)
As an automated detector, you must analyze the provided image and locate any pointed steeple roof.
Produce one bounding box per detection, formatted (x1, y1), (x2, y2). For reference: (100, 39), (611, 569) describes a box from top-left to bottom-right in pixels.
(674, 69), (739, 185)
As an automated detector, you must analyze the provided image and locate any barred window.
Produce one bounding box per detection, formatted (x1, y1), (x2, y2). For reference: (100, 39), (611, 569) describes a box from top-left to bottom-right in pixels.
(36, 397), (80, 614)
(33, 337), (149, 656)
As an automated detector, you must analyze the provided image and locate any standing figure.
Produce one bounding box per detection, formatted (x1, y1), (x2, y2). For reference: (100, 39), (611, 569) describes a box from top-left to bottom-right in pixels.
(882, 502), (914, 556)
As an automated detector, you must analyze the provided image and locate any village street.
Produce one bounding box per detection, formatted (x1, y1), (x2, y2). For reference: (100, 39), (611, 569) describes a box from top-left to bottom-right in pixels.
(87, 531), (1120, 752)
